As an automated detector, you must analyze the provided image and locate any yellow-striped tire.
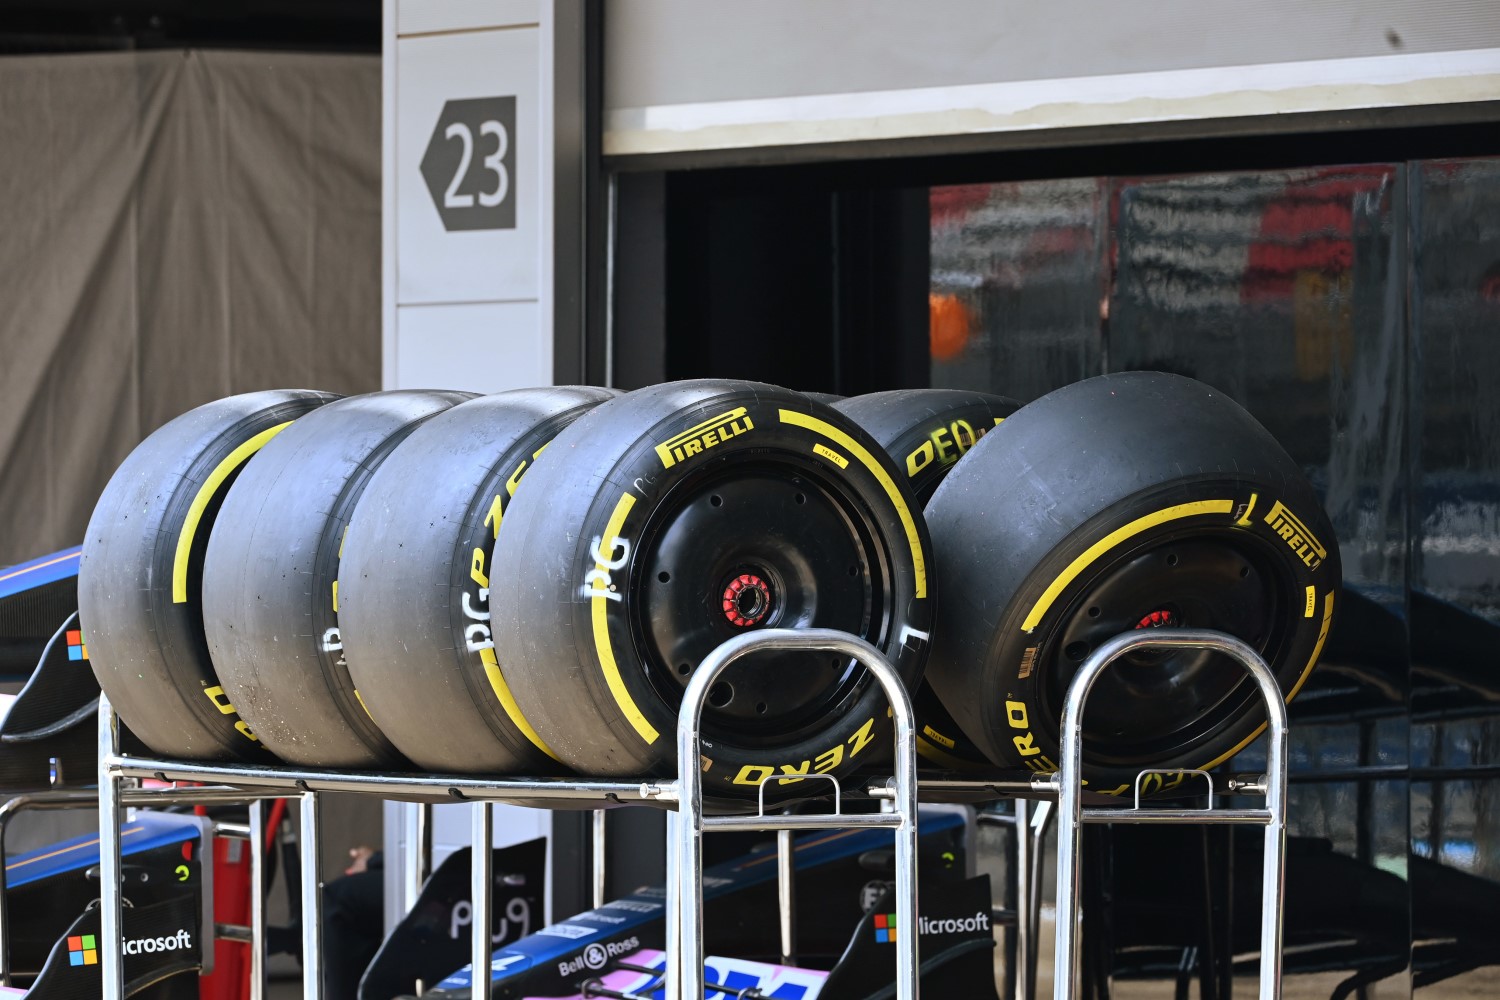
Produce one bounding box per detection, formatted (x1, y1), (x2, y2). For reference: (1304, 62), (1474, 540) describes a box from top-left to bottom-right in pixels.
(833, 388), (1022, 770)
(337, 387), (616, 774)
(79, 390), (339, 761)
(490, 380), (934, 798)
(201, 390), (475, 769)
(923, 372), (1340, 794)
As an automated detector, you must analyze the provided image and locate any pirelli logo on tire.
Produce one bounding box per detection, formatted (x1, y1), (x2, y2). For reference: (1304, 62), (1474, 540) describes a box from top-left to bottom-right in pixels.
(655, 408), (754, 468)
(1263, 500), (1327, 570)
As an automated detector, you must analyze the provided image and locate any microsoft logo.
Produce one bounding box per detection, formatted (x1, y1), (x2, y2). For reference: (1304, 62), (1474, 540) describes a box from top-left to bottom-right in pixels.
(68, 934), (98, 966)
(66, 629), (88, 661)
(873, 913), (898, 944)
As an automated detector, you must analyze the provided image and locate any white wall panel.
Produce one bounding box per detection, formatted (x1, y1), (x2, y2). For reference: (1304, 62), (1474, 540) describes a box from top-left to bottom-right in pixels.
(395, 300), (544, 391)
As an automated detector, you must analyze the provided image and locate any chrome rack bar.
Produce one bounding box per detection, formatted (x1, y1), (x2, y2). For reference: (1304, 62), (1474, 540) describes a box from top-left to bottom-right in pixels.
(471, 802), (493, 1000)
(1050, 629), (1289, 1000)
(668, 628), (921, 1000)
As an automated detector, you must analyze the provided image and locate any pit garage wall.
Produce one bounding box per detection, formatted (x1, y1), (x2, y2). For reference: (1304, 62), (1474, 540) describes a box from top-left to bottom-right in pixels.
(603, 0), (1500, 160)
(0, 50), (382, 569)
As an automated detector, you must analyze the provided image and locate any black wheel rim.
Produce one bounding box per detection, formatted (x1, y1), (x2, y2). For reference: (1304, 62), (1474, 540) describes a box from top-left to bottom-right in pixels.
(1038, 530), (1293, 764)
(628, 456), (893, 745)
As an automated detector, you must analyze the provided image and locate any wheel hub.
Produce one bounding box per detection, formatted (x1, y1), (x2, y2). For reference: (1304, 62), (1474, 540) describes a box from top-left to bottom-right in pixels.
(722, 571), (774, 627)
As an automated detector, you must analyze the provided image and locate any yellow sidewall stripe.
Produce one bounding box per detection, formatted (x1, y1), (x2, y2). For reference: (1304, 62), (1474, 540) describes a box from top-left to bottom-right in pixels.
(481, 647), (561, 761)
(171, 422), (292, 603)
(1199, 590), (1336, 772)
(1021, 499), (1234, 633)
(777, 409), (927, 598)
(591, 492), (661, 744)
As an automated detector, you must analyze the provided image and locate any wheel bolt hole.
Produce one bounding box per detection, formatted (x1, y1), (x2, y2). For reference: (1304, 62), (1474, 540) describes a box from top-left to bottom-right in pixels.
(1087, 606), (1101, 619)
(794, 493), (807, 505)
(755, 702), (768, 715)
(1166, 553), (1179, 567)
(1065, 641), (1090, 662)
(708, 682), (734, 707)
(847, 565), (858, 576)
(1239, 565), (1250, 578)
(657, 571), (671, 583)
(677, 662), (691, 676)
(831, 657), (843, 669)
(709, 495), (723, 508)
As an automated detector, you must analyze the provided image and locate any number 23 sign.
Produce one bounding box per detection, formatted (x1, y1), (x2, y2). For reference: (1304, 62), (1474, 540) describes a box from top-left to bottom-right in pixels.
(420, 96), (516, 231)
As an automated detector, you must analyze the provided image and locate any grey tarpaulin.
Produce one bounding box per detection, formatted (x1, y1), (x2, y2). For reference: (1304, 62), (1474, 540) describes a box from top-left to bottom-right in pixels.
(0, 49), (381, 566)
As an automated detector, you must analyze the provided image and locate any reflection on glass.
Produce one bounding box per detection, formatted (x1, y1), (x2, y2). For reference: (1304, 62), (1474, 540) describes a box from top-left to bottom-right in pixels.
(1409, 158), (1500, 998)
(928, 179), (1106, 403)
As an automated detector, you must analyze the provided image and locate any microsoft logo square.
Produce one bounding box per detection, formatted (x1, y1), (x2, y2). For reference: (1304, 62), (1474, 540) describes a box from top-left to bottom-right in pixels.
(873, 912), (898, 943)
(66, 630), (88, 661)
(68, 934), (98, 966)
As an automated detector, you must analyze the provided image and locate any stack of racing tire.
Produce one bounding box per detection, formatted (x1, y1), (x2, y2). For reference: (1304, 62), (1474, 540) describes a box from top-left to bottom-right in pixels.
(78, 374), (1338, 801)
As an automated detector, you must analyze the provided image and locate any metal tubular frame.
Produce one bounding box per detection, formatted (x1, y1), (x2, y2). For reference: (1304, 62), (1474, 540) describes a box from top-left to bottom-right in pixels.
(86, 626), (1288, 1000)
(1050, 628), (1289, 1000)
(669, 627), (921, 1000)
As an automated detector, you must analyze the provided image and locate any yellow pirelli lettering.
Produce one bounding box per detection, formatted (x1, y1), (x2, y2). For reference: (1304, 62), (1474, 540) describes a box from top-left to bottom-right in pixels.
(479, 646), (560, 761)
(812, 443), (848, 469)
(654, 408), (754, 468)
(331, 579), (339, 613)
(778, 410), (927, 598)
(1263, 500), (1328, 569)
(590, 493), (660, 744)
(1021, 500), (1234, 632)
(172, 422), (292, 603)
(1236, 492), (1259, 527)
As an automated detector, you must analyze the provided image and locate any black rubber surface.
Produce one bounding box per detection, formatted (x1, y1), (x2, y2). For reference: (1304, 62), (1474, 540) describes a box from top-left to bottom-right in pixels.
(338, 386), (617, 774)
(201, 390), (474, 768)
(923, 372), (1340, 793)
(79, 390), (338, 761)
(490, 380), (934, 798)
(834, 388), (1022, 770)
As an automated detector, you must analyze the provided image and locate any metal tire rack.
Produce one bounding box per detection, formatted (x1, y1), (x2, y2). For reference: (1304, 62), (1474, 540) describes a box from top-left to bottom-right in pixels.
(93, 626), (1289, 1000)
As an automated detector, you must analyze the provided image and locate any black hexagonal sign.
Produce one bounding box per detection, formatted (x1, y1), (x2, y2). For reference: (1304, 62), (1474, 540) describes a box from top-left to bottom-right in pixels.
(420, 96), (517, 232)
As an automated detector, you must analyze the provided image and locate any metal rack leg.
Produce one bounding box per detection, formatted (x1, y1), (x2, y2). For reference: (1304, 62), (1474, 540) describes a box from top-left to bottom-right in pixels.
(663, 809), (683, 998)
(99, 697), (126, 1000)
(299, 792), (323, 1000)
(592, 809), (607, 909)
(249, 801), (267, 1000)
(777, 829), (796, 966)
(472, 802), (493, 998)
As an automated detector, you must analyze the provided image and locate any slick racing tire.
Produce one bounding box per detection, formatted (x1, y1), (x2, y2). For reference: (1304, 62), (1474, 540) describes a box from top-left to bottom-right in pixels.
(338, 387), (617, 774)
(79, 390), (339, 761)
(923, 372), (1339, 795)
(202, 390), (475, 768)
(491, 380), (934, 799)
(834, 388), (1022, 770)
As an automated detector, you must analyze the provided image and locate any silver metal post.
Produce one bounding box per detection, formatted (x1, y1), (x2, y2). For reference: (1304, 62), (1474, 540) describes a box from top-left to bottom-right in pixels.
(1014, 800), (1031, 1000)
(403, 802), (432, 914)
(663, 809), (683, 998)
(99, 695), (125, 1000)
(472, 802), (494, 998)
(776, 828), (796, 966)
(1051, 629), (1288, 1000)
(299, 792), (323, 1000)
(1028, 800), (1053, 997)
(248, 801), (266, 1000)
(673, 628), (920, 1000)
(591, 809), (607, 909)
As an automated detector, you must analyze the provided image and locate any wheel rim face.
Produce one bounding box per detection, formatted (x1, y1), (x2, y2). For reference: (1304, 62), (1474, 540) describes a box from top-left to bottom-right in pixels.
(1041, 534), (1288, 761)
(635, 460), (890, 741)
